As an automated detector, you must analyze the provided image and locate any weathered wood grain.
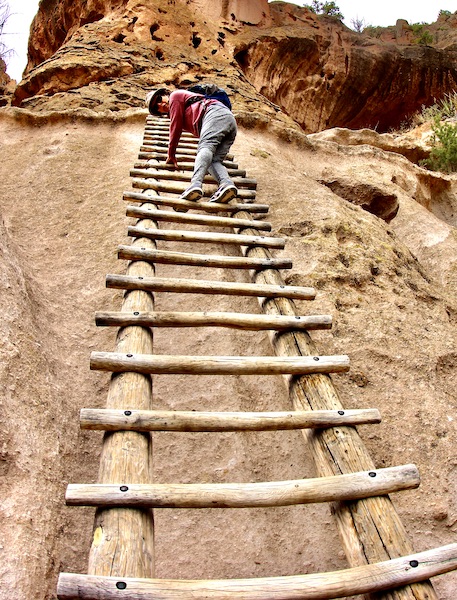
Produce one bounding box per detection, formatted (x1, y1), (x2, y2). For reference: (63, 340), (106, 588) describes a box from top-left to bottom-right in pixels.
(89, 352), (350, 376)
(125, 205), (271, 230)
(80, 407), (380, 432)
(105, 273), (316, 300)
(117, 245), (292, 270)
(94, 310), (331, 330)
(56, 543), (457, 599)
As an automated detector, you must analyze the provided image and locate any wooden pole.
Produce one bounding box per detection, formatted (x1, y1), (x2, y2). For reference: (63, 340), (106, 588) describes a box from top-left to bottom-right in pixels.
(67, 465), (419, 508)
(137, 151), (238, 169)
(80, 407), (381, 432)
(117, 245), (292, 270)
(131, 178), (256, 200)
(89, 352), (350, 376)
(57, 543), (457, 600)
(87, 195), (157, 579)
(133, 160), (246, 177)
(126, 226), (285, 248)
(122, 191), (269, 214)
(125, 205), (271, 231)
(105, 273), (316, 300)
(129, 168), (257, 189)
(234, 211), (438, 600)
(94, 310), (331, 330)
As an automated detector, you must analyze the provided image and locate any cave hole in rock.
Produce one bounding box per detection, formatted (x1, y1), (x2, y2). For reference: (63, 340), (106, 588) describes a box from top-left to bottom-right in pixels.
(127, 16), (138, 32)
(192, 32), (202, 48)
(150, 23), (163, 41)
(156, 49), (164, 61)
(234, 48), (249, 70)
(113, 33), (126, 43)
(217, 31), (226, 46)
(80, 11), (104, 26)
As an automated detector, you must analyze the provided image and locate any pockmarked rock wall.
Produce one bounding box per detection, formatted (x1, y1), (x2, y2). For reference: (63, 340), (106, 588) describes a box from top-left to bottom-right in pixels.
(9, 0), (457, 133)
(1, 1), (457, 599)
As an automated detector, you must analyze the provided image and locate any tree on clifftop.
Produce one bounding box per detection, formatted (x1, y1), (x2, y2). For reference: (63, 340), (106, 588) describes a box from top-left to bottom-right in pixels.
(0, 1), (12, 63)
(303, 1), (344, 20)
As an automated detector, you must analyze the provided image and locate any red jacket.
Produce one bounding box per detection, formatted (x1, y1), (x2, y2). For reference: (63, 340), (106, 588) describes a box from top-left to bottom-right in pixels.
(167, 90), (219, 159)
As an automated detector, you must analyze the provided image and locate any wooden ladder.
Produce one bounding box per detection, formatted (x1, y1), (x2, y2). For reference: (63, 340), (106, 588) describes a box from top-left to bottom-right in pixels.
(57, 115), (457, 599)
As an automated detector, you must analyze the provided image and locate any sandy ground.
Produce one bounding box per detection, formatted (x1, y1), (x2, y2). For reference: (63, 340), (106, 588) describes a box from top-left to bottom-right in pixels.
(0, 110), (456, 599)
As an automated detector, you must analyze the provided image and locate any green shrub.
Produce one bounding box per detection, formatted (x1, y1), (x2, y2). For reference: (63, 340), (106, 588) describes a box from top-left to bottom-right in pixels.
(363, 25), (383, 38)
(418, 29), (434, 45)
(422, 116), (457, 173)
(419, 92), (457, 124)
(411, 22), (434, 45)
(303, 1), (343, 19)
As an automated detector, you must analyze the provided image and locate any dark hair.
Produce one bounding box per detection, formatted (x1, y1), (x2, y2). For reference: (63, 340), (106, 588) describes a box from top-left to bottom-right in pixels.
(146, 88), (169, 115)
(149, 93), (163, 115)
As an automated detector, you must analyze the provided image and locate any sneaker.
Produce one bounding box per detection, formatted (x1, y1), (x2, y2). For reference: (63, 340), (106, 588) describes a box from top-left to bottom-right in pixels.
(174, 185), (203, 212)
(180, 185), (203, 201)
(210, 184), (238, 204)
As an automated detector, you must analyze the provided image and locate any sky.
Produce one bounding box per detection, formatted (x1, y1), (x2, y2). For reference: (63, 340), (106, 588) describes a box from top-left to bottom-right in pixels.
(2, 0), (457, 82)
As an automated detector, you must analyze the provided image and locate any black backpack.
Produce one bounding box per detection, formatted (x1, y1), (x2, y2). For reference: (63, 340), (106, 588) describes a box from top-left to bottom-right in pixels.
(185, 83), (232, 111)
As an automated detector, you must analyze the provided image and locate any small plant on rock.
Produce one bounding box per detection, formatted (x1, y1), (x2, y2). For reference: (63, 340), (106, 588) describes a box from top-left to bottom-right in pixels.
(363, 25), (383, 38)
(420, 92), (457, 124)
(411, 22), (434, 45)
(0, 1), (13, 62)
(422, 116), (457, 173)
(303, 1), (344, 20)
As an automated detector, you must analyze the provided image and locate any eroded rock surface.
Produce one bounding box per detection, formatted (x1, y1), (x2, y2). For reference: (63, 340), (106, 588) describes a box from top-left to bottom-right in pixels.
(9, 0), (457, 135)
(2, 2), (457, 600)
(318, 177), (399, 222)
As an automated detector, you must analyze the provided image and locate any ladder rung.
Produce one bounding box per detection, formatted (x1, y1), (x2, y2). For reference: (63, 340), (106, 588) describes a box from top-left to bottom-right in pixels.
(94, 311), (331, 330)
(130, 168), (257, 189)
(65, 465), (418, 508)
(105, 274), (316, 300)
(137, 152), (239, 169)
(89, 352), (350, 375)
(145, 120), (190, 127)
(144, 126), (195, 137)
(117, 246), (292, 270)
(80, 407), (380, 431)
(143, 137), (198, 150)
(127, 226), (284, 248)
(56, 543), (457, 599)
(134, 160), (246, 178)
(140, 144), (234, 162)
(140, 141), (234, 163)
(131, 179), (256, 200)
(140, 144), (197, 156)
(126, 206), (271, 230)
(143, 127), (195, 135)
(144, 131), (192, 143)
(123, 191), (268, 214)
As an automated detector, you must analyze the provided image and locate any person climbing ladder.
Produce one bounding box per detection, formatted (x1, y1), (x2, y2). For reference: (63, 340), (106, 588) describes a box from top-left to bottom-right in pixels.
(146, 87), (238, 204)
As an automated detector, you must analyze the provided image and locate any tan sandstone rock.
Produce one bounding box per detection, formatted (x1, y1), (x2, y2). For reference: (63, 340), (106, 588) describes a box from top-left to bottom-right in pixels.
(1, 2), (457, 600)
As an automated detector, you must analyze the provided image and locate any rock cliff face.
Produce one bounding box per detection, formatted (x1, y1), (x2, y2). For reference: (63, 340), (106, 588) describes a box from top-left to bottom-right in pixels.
(0, 58), (14, 106)
(10, 0), (457, 133)
(1, 2), (457, 600)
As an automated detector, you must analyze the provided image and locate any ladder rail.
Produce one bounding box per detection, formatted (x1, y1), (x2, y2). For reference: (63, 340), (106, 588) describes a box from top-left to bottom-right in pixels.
(233, 213), (438, 599)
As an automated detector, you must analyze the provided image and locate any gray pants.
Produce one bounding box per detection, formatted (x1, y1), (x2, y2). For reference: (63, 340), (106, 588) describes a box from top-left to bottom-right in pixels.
(190, 103), (237, 188)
